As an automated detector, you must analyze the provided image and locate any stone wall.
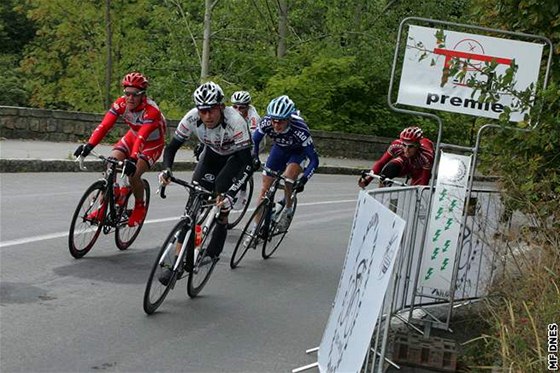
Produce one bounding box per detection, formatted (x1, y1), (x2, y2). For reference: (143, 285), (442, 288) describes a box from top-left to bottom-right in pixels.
(0, 106), (392, 159)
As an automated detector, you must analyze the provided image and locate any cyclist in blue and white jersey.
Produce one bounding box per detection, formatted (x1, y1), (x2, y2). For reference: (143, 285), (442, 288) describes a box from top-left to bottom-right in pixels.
(252, 95), (320, 229)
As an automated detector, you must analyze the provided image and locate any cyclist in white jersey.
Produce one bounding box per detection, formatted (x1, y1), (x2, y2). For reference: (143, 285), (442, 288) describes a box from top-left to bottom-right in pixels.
(230, 90), (261, 133)
(230, 90), (262, 208)
(159, 81), (254, 261)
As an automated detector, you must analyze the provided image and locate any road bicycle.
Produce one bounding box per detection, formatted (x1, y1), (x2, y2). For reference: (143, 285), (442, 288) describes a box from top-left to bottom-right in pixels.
(143, 176), (222, 314)
(230, 166), (299, 269)
(68, 152), (150, 258)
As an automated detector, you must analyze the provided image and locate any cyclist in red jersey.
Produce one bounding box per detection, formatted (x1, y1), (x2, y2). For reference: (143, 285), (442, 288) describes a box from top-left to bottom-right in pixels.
(359, 126), (434, 187)
(74, 72), (166, 226)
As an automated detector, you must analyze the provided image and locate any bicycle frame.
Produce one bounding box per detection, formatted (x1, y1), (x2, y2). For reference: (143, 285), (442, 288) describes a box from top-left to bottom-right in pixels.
(159, 177), (218, 271)
(78, 152), (127, 228)
(261, 166), (299, 219)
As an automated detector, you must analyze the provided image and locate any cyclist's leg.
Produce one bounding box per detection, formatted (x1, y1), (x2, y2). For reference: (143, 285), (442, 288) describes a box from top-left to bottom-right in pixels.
(129, 141), (163, 201)
(192, 149), (227, 259)
(282, 150), (306, 209)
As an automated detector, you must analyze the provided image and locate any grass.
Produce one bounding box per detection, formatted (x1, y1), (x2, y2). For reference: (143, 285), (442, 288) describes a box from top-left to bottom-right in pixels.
(461, 214), (560, 372)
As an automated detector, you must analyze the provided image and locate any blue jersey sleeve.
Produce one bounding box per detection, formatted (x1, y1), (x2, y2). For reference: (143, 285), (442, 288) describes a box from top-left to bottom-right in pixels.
(252, 130), (265, 156)
(303, 142), (319, 179)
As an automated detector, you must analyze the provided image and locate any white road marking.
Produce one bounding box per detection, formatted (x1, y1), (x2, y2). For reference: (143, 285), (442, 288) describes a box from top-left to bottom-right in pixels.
(0, 199), (357, 248)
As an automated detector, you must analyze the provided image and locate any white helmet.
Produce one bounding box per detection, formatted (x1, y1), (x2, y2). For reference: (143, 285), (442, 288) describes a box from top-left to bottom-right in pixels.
(231, 91), (251, 105)
(193, 81), (224, 109)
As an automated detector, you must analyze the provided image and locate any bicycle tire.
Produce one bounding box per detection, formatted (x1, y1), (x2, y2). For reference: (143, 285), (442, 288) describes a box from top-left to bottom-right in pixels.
(227, 177), (254, 229)
(68, 180), (106, 258)
(115, 179), (151, 250)
(187, 219), (218, 298)
(262, 196), (298, 259)
(230, 200), (269, 269)
(143, 219), (189, 314)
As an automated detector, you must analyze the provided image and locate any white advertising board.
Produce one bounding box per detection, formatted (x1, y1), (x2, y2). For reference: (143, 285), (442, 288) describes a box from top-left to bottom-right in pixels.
(397, 25), (543, 121)
(419, 152), (472, 292)
(318, 191), (406, 373)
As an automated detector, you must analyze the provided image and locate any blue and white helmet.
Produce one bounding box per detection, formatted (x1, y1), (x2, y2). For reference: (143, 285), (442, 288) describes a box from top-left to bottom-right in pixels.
(266, 95), (295, 120)
(193, 81), (224, 109)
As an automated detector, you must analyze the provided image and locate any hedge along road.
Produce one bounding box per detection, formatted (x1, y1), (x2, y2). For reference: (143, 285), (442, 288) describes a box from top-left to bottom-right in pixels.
(0, 171), (362, 372)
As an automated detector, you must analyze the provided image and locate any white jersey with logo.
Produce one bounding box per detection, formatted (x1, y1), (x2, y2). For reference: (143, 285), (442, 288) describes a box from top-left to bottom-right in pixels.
(174, 106), (252, 156)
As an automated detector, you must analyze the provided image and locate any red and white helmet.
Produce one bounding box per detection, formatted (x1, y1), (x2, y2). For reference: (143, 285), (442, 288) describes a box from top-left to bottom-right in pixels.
(400, 126), (423, 142)
(121, 72), (149, 90)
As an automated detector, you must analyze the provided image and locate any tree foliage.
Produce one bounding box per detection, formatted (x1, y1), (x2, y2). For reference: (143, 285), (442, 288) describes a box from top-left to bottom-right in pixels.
(0, 0), (555, 146)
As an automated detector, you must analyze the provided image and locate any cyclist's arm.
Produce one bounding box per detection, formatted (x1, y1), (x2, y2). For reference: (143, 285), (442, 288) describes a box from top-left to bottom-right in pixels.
(163, 111), (195, 169)
(302, 144), (319, 179)
(372, 151), (393, 175)
(88, 110), (119, 147)
(162, 136), (185, 170)
(130, 111), (161, 160)
(251, 129), (265, 157)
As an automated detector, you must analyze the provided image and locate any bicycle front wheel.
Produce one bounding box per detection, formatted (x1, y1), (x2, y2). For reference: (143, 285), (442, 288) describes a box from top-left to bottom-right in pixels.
(143, 219), (189, 314)
(68, 180), (106, 259)
(230, 200), (269, 269)
(115, 179), (151, 250)
(262, 196), (298, 259)
(187, 220), (218, 298)
(227, 177), (254, 229)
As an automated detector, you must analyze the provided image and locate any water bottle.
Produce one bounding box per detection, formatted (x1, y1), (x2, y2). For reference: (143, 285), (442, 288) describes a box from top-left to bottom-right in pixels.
(194, 225), (202, 247)
(118, 185), (130, 205)
(274, 200), (284, 221)
(113, 183), (120, 205)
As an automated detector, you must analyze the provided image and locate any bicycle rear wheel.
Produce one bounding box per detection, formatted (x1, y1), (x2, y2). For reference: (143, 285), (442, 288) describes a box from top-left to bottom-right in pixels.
(187, 220), (218, 298)
(262, 196), (298, 259)
(230, 200), (269, 269)
(227, 177), (254, 229)
(68, 180), (106, 258)
(143, 219), (189, 314)
(115, 179), (151, 250)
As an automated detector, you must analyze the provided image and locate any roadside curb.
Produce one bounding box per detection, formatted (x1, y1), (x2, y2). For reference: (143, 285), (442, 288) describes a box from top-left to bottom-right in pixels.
(0, 158), (500, 182)
(0, 158), (363, 175)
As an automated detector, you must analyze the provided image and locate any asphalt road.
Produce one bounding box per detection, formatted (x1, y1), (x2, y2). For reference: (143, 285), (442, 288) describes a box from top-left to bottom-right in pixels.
(1, 171), (361, 373)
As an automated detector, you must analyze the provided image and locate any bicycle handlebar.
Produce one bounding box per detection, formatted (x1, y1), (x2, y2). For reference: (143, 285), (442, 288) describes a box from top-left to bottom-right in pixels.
(360, 170), (407, 187)
(157, 175), (214, 200)
(75, 151), (124, 172)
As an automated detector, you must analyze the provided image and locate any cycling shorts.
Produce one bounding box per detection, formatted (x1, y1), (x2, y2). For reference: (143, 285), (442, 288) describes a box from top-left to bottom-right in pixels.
(264, 144), (306, 175)
(193, 147), (251, 194)
(113, 130), (164, 167)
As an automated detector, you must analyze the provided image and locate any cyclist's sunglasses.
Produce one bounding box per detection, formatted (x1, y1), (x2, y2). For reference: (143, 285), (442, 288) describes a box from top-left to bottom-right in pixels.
(233, 104), (248, 110)
(403, 142), (419, 149)
(123, 90), (145, 97)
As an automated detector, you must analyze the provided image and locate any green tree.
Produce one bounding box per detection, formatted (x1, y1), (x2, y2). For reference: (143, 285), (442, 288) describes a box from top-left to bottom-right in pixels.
(0, 0), (35, 106)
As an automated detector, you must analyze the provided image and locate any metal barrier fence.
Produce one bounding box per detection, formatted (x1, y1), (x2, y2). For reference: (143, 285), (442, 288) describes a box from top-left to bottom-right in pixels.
(362, 184), (504, 372)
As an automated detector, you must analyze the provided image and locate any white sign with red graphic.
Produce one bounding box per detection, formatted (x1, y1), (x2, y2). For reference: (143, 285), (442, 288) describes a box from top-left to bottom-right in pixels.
(397, 25), (543, 121)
